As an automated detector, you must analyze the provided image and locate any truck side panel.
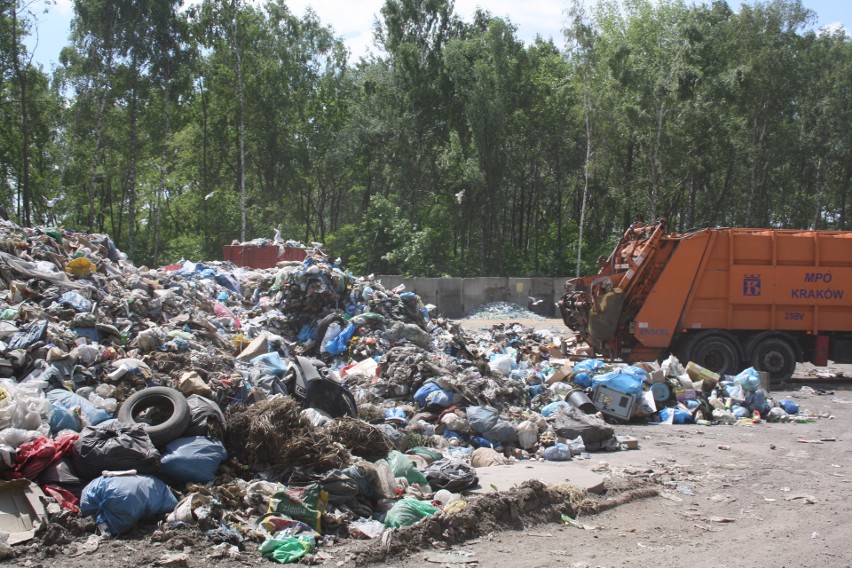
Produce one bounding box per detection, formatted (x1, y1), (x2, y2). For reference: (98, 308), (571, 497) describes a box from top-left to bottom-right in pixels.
(681, 230), (852, 333)
(631, 233), (711, 347)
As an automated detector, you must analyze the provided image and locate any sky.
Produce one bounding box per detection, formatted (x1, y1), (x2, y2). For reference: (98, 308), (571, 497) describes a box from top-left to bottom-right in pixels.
(21, 0), (851, 71)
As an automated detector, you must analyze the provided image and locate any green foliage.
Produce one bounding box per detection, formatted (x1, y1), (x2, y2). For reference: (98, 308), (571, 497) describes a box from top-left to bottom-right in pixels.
(0, 0), (848, 280)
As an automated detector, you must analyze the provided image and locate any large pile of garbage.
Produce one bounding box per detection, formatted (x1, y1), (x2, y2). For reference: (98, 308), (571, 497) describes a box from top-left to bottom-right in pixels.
(0, 221), (817, 563)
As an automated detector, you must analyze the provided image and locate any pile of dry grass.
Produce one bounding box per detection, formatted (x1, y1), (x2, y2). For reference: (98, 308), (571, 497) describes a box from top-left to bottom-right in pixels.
(225, 397), (350, 471)
(323, 417), (391, 462)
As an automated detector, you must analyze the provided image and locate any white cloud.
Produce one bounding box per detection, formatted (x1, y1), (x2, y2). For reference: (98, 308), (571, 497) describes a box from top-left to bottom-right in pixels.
(286, 0), (568, 60)
(821, 20), (848, 35)
(54, 0), (73, 15)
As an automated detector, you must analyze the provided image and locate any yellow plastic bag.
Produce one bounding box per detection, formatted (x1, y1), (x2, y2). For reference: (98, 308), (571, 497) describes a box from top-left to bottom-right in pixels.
(65, 257), (96, 277)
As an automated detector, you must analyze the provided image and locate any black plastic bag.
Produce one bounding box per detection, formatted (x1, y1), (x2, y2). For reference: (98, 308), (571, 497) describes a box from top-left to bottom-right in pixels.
(550, 406), (615, 450)
(424, 459), (478, 492)
(71, 422), (161, 480)
(183, 395), (226, 438)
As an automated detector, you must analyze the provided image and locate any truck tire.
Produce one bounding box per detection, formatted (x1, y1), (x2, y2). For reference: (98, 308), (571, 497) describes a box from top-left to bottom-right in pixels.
(751, 337), (796, 382)
(118, 386), (191, 447)
(686, 334), (740, 376)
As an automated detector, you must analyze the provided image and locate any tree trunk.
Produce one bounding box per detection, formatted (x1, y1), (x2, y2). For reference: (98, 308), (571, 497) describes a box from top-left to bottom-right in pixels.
(10, 5), (31, 226)
(233, 2), (247, 242)
(153, 81), (170, 267)
(126, 50), (140, 260)
(577, 86), (593, 277)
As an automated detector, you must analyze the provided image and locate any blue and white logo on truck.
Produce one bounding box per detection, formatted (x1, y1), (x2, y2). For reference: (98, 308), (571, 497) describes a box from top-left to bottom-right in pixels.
(743, 274), (761, 297)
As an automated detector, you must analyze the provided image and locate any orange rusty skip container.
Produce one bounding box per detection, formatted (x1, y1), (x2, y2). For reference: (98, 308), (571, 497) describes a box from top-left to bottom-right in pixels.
(559, 220), (852, 381)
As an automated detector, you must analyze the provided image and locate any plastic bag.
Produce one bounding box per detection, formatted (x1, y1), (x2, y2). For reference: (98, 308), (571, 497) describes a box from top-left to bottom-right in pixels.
(251, 352), (288, 376)
(550, 407), (615, 450)
(412, 382), (449, 407)
(259, 534), (316, 564)
(543, 443), (571, 461)
(387, 450), (428, 485)
(268, 483), (328, 533)
(8, 320), (48, 350)
(540, 400), (570, 418)
(59, 291), (93, 313)
(440, 413), (470, 434)
(470, 447), (506, 467)
(465, 406), (498, 435)
(591, 371), (643, 397)
(733, 367), (761, 391)
(183, 395), (226, 438)
(65, 257), (96, 277)
(383, 498), (440, 528)
(46, 389), (113, 431)
(516, 421), (538, 450)
(778, 399), (799, 414)
(325, 323), (356, 355)
(423, 459), (478, 492)
(488, 353), (516, 377)
(80, 475), (177, 535)
(71, 422), (160, 480)
(659, 407), (693, 424)
(570, 359), (605, 388)
(0, 380), (51, 436)
(482, 420), (517, 444)
(726, 383), (746, 403)
(160, 437), (227, 484)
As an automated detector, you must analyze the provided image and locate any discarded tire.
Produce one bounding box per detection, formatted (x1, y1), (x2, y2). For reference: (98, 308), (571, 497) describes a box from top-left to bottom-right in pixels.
(118, 386), (191, 447)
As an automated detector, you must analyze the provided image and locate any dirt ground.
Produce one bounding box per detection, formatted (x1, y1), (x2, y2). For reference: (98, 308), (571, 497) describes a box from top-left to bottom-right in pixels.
(5, 319), (850, 568)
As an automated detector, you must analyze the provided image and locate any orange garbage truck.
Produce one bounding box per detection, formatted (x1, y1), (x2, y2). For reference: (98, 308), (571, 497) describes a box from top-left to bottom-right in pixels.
(559, 219), (852, 380)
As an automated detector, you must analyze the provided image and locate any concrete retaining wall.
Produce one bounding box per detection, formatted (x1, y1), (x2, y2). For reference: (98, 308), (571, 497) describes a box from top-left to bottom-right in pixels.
(376, 275), (570, 318)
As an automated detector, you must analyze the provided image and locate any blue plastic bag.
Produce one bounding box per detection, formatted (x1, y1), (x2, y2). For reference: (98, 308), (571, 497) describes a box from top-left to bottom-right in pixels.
(326, 323), (356, 355)
(46, 389), (112, 430)
(731, 404), (750, 419)
(543, 443), (571, 461)
(621, 366), (650, 382)
(592, 371), (644, 397)
(160, 436), (228, 484)
(574, 359), (605, 372)
(413, 382), (453, 407)
(527, 384), (545, 397)
(733, 367), (761, 391)
(779, 399), (799, 414)
(659, 407), (694, 424)
(80, 475), (177, 535)
(251, 352), (288, 376)
(471, 436), (497, 448)
(540, 400), (570, 418)
(49, 403), (80, 433)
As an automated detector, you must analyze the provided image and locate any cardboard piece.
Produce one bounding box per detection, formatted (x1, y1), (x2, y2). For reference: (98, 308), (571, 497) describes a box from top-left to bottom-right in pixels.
(0, 479), (47, 544)
(546, 362), (575, 385)
(236, 331), (269, 361)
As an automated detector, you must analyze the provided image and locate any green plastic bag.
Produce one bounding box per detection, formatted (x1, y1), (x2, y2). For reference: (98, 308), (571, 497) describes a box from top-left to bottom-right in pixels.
(268, 483), (328, 533)
(387, 450), (428, 485)
(408, 447), (442, 462)
(384, 498), (440, 528)
(259, 534), (316, 564)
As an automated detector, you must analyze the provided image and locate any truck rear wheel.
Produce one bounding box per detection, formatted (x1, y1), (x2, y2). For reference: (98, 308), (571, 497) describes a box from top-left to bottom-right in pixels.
(751, 337), (796, 382)
(685, 334), (740, 376)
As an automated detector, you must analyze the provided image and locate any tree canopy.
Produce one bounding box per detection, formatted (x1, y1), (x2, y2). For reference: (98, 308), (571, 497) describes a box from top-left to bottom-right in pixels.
(1, 0), (849, 276)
